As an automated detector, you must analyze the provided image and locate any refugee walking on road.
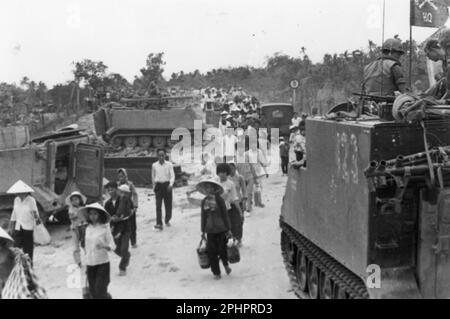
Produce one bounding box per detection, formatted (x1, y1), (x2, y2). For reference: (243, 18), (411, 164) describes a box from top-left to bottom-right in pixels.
(215, 164), (243, 243)
(229, 163), (246, 246)
(152, 149), (175, 231)
(117, 168), (139, 248)
(80, 203), (114, 299)
(112, 184), (133, 276)
(67, 191), (87, 266)
(198, 180), (232, 280)
(236, 138), (258, 216)
(7, 180), (40, 263)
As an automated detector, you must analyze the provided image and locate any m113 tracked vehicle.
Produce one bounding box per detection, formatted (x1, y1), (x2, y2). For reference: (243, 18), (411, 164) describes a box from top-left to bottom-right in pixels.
(94, 96), (203, 186)
(280, 94), (450, 299)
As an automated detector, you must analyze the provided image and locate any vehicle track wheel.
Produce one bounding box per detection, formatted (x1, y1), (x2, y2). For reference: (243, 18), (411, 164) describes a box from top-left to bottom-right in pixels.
(307, 263), (320, 299)
(288, 242), (295, 265)
(152, 136), (167, 148)
(138, 136), (152, 148)
(320, 275), (333, 299)
(124, 137), (138, 148)
(295, 252), (308, 292)
(335, 286), (348, 299)
(167, 136), (179, 148)
(112, 137), (123, 148)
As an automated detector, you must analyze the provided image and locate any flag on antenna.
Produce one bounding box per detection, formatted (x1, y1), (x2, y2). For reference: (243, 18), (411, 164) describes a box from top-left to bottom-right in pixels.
(411, 0), (450, 28)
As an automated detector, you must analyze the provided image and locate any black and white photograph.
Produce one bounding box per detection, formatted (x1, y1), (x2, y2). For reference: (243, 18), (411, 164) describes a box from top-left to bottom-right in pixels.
(1, 0), (450, 303)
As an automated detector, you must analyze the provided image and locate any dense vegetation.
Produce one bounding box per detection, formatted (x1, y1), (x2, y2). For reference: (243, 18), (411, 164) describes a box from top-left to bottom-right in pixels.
(0, 38), (430, 125)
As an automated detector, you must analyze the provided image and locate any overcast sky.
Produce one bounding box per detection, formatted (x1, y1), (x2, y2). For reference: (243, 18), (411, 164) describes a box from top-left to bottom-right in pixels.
(0, 0), (444, 86)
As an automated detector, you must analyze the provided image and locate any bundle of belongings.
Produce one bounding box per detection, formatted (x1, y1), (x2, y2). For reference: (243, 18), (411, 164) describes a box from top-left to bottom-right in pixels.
(1, 248), (47, 299)
(392, 93), (450, 123)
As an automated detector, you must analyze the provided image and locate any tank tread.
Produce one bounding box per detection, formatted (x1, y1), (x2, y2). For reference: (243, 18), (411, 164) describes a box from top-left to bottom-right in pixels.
(281, 221), (369, 299)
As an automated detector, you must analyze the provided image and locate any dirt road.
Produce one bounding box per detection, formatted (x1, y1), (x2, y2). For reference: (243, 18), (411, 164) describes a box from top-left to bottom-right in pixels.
(34, 173), (295, 299)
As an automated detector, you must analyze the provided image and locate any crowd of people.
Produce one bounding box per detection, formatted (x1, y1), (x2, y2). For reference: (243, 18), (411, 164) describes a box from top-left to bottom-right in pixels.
(0, 87), (309, 298)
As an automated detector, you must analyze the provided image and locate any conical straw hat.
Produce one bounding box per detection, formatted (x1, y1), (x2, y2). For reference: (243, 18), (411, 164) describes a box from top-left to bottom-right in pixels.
(0, 227), (13, 243)
(79, 203), (111, 224)
(6, 180), (34, 194)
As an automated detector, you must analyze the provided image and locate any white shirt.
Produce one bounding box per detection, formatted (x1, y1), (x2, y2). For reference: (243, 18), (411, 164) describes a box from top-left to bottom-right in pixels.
(84, 223), (114, 266)
(10, 196), (38, 231)
(291, 133), (306, 153)
(152, 161), (175, 187)
(214, 177), (238, 210)
(292, 117), (301, 127)
(223, 134), (237, 157)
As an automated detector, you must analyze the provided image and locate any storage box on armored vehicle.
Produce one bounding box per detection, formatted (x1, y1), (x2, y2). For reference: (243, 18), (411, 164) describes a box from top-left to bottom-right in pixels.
(0, 128), (104, 229)
(280, 114), (450, 299)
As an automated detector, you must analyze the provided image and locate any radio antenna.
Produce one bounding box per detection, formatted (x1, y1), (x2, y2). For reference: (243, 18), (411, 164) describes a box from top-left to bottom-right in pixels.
(380, 0), (386, 96)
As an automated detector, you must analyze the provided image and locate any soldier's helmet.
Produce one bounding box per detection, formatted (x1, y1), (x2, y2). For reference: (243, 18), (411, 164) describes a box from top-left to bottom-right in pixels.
(439, 28), (450, 50)
(382, 38), (405, 54)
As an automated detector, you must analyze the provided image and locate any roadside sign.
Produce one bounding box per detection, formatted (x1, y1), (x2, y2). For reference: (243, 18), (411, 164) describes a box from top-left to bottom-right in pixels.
(289, 79), (299, 89)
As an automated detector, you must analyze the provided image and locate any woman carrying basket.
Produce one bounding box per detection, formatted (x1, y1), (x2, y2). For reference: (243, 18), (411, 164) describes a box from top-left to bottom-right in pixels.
(198, 180), (232, 280)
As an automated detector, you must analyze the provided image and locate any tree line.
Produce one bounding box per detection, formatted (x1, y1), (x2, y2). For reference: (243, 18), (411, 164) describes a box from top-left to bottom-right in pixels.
(0, 38), (430, 125)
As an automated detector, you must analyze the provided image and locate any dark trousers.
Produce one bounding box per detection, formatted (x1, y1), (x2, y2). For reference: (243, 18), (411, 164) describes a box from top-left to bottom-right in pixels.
(114, 231), (131, 271)
(229, 206), (243, 241)
(295, 151), (304, 162)
(206, 232), (228, 276)
(14, 228), (34, 262)
(155, 182), (172, 226)
(130, 212), (137, 246)
(281, 156), (289, 174)
(86, 262), (110, 299)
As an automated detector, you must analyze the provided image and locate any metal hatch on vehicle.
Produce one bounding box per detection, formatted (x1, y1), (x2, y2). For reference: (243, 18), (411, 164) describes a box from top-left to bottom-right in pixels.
(73, 143), (104, 202)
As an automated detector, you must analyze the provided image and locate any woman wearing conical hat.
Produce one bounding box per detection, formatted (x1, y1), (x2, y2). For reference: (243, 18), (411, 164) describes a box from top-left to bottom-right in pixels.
(7, 180), (39, 262)
(79, 203), (114, 299)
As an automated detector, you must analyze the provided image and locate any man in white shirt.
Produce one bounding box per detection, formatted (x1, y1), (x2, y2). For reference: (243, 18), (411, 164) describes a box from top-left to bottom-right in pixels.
(223, 129), (238, 163)
(151, 149), (175, 230)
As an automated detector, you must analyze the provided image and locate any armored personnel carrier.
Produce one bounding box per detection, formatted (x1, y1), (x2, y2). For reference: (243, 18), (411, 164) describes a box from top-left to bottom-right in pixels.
(280, 95), (450, 299)
(93, 96), (203, 186)
(0, 127), (104, 229)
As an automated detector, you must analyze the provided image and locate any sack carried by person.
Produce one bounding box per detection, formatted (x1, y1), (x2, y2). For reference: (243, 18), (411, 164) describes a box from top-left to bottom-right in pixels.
(197, 238), (210, 269)
(2, 248), (48, 299)
(33, 223), (51, 246)
(227, 239), (240, 264)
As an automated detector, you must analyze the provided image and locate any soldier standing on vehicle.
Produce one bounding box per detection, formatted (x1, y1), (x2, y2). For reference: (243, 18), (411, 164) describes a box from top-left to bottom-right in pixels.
(363, 38), (408, 96)
(438, 29), (450, 99)
(422, 30), (450, 99)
